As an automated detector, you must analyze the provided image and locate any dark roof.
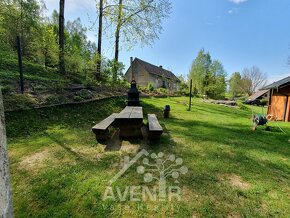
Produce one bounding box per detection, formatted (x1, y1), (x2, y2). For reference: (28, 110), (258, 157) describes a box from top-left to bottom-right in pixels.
(134, 58), (180, 82)
(248, 89), (269, 100)
(262, 76), (290, 89)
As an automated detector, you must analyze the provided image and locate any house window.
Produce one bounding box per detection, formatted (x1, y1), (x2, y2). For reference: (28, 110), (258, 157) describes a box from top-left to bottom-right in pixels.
(162, 81), (166, 88)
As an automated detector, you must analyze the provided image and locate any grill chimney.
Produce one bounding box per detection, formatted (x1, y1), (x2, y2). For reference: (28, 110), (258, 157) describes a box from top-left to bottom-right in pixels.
(127, 57), (140, 106)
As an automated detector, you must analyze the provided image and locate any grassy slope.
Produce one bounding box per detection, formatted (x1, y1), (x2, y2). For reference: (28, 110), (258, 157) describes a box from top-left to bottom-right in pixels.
(0, 57), (66, 84)
(6, 97), (290, 217)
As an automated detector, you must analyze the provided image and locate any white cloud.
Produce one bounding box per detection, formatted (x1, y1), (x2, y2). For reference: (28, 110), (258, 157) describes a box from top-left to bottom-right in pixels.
(229, 0), (248, 4)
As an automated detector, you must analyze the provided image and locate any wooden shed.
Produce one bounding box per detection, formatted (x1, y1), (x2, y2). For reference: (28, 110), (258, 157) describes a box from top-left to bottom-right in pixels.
(262, 76), (290, 122)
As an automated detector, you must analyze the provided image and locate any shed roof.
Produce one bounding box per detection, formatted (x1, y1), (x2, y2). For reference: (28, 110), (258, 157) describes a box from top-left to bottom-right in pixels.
(262, 76), (290, 89)
(134, 58), (180, 82)
(248, 89), (269, 100)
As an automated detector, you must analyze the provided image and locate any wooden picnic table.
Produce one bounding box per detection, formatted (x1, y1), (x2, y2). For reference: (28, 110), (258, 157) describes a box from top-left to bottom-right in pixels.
(115, 106), (143, 138)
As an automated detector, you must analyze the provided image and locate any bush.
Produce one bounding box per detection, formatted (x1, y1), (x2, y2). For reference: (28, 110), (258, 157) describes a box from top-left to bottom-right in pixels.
(3, 94), (38, 110)
(237, 101), (249, 111)
(73, 96), (83, 102)
(147, 83), (154, 92)
(156, 88), (167, 94)
(44, 95), (68, 105)
(0, 86), (12, 95)
(76, 89), (93, 100)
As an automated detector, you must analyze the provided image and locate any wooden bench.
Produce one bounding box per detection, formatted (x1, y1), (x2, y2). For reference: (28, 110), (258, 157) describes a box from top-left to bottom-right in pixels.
(92, 113), (118, 142)
(148, 114), (163, 140)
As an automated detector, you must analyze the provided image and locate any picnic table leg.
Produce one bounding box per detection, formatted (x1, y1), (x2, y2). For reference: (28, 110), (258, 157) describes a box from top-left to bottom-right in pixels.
(93, 129), (110, 142)
(119, 124), (143, 139)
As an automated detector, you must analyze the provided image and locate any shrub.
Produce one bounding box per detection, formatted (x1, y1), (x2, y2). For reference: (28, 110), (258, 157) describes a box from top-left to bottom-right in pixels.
(3, 94), (38, 110)
(45, 95), (68, 105)
(0, 86), (12, 95)
(76, 89), (93, 100)
(147, 83), (154, 92)
(156, 88), (167, 94)
(73, 96), (83, 102)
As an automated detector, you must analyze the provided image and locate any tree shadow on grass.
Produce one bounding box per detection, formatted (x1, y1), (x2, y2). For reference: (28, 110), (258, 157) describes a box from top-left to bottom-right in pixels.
(167, 118), (290, 159)
(5, 96), (127, 139)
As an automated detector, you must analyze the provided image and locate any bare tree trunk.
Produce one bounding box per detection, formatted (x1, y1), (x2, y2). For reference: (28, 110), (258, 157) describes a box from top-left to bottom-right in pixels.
(113, 0), (123, 82)
(0, 90), (13, 218)
(59, 0), (65, 74)
(96, 0), (103, 79)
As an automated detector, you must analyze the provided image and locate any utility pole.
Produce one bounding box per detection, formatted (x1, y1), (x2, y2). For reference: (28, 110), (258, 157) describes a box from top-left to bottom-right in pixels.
(188, 79), (192, 111)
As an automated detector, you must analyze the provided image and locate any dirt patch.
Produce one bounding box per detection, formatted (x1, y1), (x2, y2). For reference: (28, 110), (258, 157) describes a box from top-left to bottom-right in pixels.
(19, 149), (51, 169)
(120, 141), (141, 153)
(192, 212), (200, 218)
(219, 174), (251, 190)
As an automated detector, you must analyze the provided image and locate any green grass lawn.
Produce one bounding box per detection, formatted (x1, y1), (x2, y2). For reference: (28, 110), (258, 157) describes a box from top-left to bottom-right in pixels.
(6, 96), (290, 217)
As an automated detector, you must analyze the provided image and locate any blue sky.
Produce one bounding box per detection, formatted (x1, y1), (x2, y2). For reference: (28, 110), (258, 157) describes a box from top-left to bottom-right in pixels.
(44, 0), (290, 83)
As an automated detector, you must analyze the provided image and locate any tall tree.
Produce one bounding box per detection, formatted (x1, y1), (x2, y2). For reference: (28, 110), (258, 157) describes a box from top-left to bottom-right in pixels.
(40, 24), (58, 68)
(241, 66), (267, 95)
(229, 72), (242, 98)
(113, 0), (123, 82)
(96, 0), (103, 78)
(189, 49), (227, 99)
(189, 49), (212, 95)
(108, 0), (171, 82)
(208, 60), (227, 99)
(59, 0), (65, 74)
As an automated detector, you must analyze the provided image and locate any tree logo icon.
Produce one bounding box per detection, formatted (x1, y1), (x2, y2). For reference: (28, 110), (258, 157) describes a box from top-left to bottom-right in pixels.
(103, 149), (188, 202)
(137, 152), (188, 200)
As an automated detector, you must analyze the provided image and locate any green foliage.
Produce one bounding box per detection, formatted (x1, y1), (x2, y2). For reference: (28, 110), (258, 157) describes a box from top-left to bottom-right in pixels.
(44, 95), (68, 105)
(147, 82), (155, 92)
(73, 96), (83, 102)
(156, 87), (167, 94)
(76, 89), (93, 100)
(0, 0), (43, 58)
(0, 85), (12, 94)
(105, 0), (172, 49)
(189, 49), (227, 99)
(101, 59), (125, 84)
(3, 93), (37, 110)
(61, 17), (99, 77)
(177, 75), (189, 96)
(229, 72), (242, 98)
(39, 24), (58, 67)
(0, 0), (98, 80)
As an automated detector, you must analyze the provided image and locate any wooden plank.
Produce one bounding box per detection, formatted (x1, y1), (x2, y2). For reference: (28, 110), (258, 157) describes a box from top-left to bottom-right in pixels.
(148, 114), (163, 131)
(116, 106), (133, 119)
(92, 113), (118, 130)
(130, 107), (143, 119)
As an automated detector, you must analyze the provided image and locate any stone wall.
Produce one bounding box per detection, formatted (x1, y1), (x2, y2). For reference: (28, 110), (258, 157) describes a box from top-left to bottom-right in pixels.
(0, 90), (13, 218)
